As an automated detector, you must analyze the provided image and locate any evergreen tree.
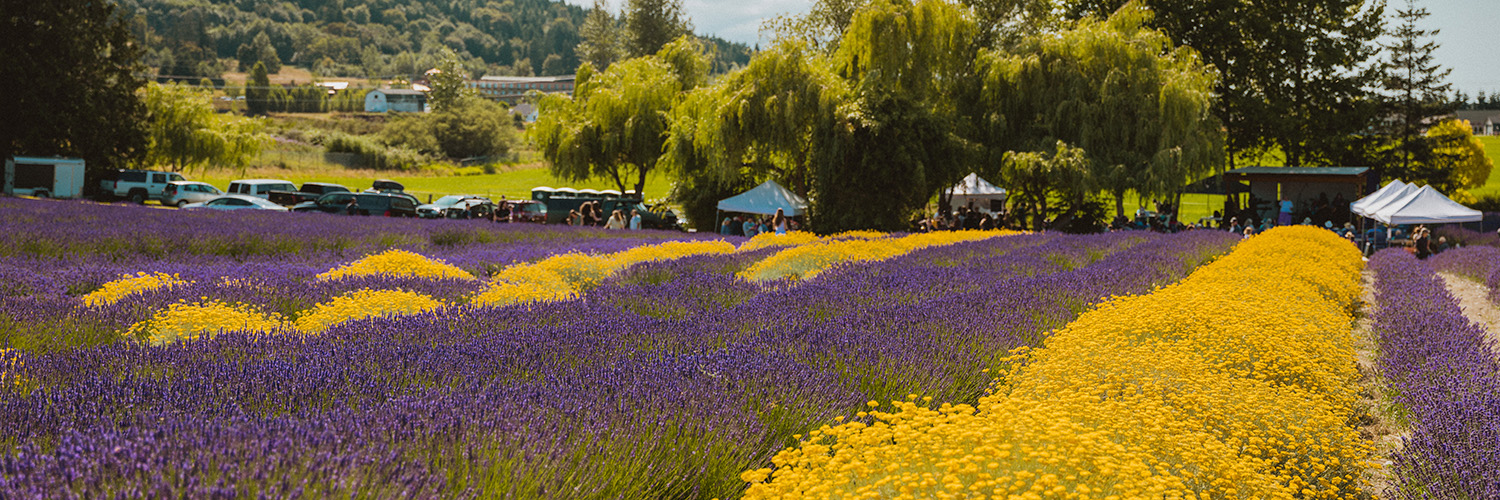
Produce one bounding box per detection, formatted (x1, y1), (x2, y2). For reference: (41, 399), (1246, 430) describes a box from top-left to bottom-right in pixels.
(625, 0), (689, 57)
(426, 49), (473, 113)
(577, 0), (623, 70)
(1378, 0), (1454, 177)
(246, 61), (270, 116)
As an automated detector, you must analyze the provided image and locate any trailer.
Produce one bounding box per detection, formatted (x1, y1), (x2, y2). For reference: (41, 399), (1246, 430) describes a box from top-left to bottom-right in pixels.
(4, 156), (86, 199)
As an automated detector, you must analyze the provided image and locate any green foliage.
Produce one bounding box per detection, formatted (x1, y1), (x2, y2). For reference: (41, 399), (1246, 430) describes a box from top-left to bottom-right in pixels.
(533, 36), (709, 196)
(141, 83), (268, 173)
(983, 4), (1223, 216)
(577, 0), (623, 70)
(246, 62), (271, 116)
(1378, 1), (1457, 182)
(1, 0), (148, 177)
(1421, 119), (1494, 199)
(382, 97), (518, 162)
(319, 130), (425, 170)
(625, 0), (690, 57)
(237, 32), (282, 73)
(1062, 0), (1384, 168)
(427, 49), (473, 112)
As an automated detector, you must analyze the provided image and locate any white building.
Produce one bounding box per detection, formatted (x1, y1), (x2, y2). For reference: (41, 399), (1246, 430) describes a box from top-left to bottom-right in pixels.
(365, 88), (428, 113)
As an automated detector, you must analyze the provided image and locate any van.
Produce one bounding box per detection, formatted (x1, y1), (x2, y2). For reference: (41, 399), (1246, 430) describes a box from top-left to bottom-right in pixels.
(227, 179), (296, 199)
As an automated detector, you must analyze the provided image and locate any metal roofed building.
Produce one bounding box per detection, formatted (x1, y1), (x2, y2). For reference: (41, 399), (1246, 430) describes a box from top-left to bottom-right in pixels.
(365, 88), (428, 113)
(467, 75), (575, 105)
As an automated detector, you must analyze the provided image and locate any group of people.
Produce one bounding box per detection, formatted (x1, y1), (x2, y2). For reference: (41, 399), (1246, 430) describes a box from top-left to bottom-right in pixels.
(719, 209), (794, 237)
(918, 206), (1000, 232)
(564, 201), (642, 230)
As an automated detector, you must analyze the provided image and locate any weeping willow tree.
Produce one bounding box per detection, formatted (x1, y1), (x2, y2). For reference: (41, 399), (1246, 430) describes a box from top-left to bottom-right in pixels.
(981, 3), (1223, 218)
(531, 36), (709, 197)
(140, 82), (267, 173)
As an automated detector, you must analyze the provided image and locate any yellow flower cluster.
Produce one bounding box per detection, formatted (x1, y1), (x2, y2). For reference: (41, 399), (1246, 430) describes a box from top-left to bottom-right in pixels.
(472, 240), (737, 307)
(739, 231), (827, 252)
(740, 230), (1016, 282)
(0, 348), (23, 392)
(130, 301), (284, 345)
(293, 289), (445, 333)
(316, 249), (474, 281)
(81, 272), (190, 307)
(741, 227), (1369, 499)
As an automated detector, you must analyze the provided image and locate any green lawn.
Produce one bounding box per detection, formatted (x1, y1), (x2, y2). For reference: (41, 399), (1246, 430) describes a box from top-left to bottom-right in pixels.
(1476, 135), (1500, 198)
(195, 168), (677, 204)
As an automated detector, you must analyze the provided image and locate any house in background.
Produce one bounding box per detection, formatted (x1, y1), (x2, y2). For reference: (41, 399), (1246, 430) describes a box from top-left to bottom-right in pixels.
(1454, 110), (1500, 135)
(510, 102), (539, 123)
(365, 88), (427, 113)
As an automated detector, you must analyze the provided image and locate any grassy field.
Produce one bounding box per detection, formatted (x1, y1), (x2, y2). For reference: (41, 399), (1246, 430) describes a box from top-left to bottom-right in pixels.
(1475, 135), (1500, 198)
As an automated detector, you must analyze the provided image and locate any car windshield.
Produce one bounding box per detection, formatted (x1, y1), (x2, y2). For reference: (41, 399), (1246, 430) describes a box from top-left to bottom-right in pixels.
(433, 195), (466, 206)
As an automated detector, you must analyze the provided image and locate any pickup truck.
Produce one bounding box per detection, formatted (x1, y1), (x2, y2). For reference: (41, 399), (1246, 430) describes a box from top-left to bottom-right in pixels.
(266, 182), (351, 206)
(99, 169), (186, 203)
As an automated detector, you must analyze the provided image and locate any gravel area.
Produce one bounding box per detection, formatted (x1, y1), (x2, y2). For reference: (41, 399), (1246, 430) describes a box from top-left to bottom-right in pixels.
(1439, 272), (1500, 356)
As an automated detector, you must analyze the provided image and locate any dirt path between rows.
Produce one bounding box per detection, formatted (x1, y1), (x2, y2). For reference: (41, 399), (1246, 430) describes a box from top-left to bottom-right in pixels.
(1354, 269), (1404, 500)
(1438, 272), (1500, 356)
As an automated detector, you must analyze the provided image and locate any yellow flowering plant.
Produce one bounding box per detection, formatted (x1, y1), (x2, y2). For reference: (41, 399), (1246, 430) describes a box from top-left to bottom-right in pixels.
(472, 240), (736, 307)
(293, 289), (446, 333)
(741, 231), (1017, 282)
(129, 301), (285, 346)
(741, 227), (1370, 499)
(81, 272), (190, 307)
(317, 249), (474, 281)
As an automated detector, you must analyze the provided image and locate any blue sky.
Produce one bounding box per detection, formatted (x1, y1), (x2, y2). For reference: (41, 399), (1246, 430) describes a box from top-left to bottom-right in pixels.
(565, 0), (1500, 96)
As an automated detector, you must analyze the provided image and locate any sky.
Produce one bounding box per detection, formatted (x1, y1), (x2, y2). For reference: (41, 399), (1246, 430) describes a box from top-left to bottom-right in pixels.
(562, 0), (1500, 96)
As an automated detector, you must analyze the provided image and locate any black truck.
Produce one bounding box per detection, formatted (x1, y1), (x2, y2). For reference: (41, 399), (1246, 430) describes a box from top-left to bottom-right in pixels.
(267, 182), (351, 206)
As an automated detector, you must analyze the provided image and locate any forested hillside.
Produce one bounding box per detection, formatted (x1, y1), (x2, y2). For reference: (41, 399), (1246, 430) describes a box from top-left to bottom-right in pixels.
(119, 0), (750, 80)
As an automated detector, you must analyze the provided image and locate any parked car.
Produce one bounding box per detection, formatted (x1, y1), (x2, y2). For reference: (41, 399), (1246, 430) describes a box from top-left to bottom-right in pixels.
(267, 182), (350, 206)
(99, 169), (185, 203)
(226, 179), (297, 199)
(417, 194), (490, 219)
(370, 179), (405, 193)
(630, 202), (684, 231)
(162, 181), (224, 208)
(181, 194), (289, 212)
(503, 200), (548, 223)
(446, 199), (495, 219)
(293, 192), (417, 217)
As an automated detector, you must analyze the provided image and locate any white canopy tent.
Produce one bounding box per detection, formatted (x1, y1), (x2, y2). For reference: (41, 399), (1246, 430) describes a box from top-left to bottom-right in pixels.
(1370, 185), (1483, 225)
(1354, 183), (1418, 219)
(717, 180), (809, 216)
(1349, 180), (1406, 217)
(946, 173), (1008, 213)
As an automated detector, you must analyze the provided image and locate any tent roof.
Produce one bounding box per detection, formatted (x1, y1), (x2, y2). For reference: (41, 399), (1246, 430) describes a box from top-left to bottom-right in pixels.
(717, 180), (809, 216)
(947, 173), (1007, 197)
(1350, 180), (1407, 216)
(1357, 183), (1418, 219)
(1371, 185), (1483, 224)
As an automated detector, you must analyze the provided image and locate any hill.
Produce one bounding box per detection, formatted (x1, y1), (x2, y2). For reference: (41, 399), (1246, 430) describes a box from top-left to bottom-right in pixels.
(119, 0), (751, 81)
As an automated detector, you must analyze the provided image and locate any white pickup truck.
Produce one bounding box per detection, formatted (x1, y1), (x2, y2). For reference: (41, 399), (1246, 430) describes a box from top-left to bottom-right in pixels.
(99, 169), (186, 204)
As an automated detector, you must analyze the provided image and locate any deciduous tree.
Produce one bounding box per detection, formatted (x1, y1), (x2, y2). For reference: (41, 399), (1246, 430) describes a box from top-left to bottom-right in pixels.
(141, 83), (267, 173)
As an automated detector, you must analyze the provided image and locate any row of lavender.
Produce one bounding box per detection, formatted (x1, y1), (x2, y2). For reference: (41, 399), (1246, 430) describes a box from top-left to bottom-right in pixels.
(1369, 249), (1500, 498)
(0, 207), (1239, 497)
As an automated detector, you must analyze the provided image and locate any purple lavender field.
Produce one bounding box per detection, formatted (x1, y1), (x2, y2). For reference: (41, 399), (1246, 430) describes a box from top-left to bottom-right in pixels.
(1370, 249), (1500, 498)
(0, 198), (1240, 498)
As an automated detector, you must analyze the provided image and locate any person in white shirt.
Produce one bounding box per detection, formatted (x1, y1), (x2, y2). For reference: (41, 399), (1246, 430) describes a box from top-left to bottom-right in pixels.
(606, 209), (626, 229)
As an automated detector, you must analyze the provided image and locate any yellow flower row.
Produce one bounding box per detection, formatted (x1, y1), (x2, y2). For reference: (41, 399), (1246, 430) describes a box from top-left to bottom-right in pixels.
(472, 240), (737, 307)
(741, 227), (1369, 499)
(81, 272), (190, 307)
(740, 230), (1018, 282)
(737, 230), (891, 252)
(0, 349), (23, 393)
(316, 249), (474, 281)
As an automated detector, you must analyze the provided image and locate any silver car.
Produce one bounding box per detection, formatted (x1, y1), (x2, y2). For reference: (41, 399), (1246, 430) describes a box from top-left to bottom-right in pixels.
(162, 181), (224, 208)
(181, 194), (289, 212)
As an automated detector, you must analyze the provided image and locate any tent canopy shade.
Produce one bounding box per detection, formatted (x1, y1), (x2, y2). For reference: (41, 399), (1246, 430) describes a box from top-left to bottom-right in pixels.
(1370, 185), (1483, 225)
(1349, 180), (1407, 217)
(1357, 184), (1418, 219)
(946, 173), (1007, 213)
(717, 180), (809, 216)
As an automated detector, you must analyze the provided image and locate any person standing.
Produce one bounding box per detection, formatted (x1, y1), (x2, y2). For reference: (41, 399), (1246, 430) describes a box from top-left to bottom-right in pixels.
(629, 209), (642, 230)
(1278, 199), (1294, 226)
(773, 209), (788, 235)
(1414, 226), (1432, 259)
(606, 209), (626, 230)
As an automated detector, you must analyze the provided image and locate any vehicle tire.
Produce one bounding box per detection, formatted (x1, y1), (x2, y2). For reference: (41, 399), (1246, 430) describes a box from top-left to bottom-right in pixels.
(176, 200), (189, 208)
(128, 190), (147, 204)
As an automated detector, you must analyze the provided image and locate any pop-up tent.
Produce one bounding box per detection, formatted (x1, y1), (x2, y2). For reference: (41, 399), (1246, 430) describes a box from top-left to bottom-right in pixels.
(1354, 183), (1418, 219)
(1370, 185), (1483, 225)
(1349, 180), (1406, 217)
(717, 180), (809, 216)
(946, 173), (1008, 212)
